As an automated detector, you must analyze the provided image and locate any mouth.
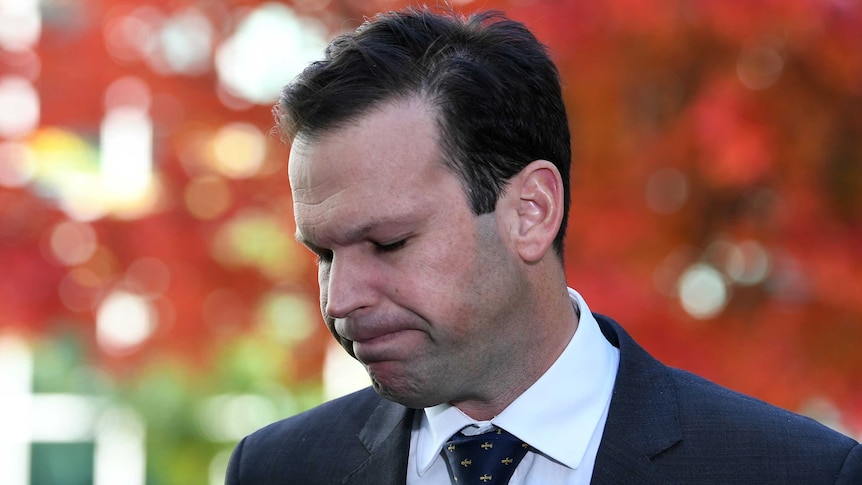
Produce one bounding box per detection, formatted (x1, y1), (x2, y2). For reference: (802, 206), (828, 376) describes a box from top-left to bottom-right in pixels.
(351, 328), (421, 364)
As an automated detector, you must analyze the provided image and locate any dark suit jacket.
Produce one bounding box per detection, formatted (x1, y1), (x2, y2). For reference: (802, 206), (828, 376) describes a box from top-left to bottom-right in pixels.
(225, 314), (862, 484)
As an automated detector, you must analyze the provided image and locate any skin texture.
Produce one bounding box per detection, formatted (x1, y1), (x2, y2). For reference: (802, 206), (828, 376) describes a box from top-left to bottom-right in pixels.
(289, 98), (577, 419)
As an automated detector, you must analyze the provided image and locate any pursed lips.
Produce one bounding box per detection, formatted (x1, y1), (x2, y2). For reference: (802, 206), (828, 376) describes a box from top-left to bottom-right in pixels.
(336, 318), (419, 362)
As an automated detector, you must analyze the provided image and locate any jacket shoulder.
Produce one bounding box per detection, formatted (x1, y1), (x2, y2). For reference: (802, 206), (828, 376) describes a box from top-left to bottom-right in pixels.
(594, 313), (861, 484)
(225, 387), (395, 484)
(666, 366), (860, 482)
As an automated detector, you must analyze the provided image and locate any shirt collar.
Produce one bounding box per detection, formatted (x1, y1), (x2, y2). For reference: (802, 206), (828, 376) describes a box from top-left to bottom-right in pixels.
(415, 288), (618, 474)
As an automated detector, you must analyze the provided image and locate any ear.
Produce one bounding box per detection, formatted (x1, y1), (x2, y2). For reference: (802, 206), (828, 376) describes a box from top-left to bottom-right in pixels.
(510, 160), (565, 263)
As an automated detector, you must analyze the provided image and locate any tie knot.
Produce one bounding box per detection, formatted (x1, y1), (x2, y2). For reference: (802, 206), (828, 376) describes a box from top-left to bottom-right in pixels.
(442, 427), (530, 484)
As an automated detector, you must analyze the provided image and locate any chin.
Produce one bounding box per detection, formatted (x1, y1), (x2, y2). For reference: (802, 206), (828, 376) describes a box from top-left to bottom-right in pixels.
(369, 374), (441, 409)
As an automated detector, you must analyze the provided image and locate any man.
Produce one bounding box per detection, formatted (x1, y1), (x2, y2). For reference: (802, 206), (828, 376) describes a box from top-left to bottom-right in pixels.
(226, 7), (861, 484)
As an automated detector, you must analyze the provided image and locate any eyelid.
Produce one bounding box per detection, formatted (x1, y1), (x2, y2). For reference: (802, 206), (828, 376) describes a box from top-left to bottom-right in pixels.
(373, 239), (407, 253)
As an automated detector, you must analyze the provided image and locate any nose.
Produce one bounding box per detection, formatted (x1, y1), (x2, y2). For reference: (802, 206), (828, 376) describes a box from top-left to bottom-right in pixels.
(322, 252), (374, 319)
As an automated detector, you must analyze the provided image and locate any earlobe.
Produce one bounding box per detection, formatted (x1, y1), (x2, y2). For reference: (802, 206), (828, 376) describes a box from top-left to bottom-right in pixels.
(514, 160), (564, 263)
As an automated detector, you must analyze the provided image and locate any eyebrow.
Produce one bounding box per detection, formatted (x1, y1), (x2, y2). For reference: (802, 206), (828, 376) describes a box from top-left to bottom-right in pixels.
(295, 214), (417, 250)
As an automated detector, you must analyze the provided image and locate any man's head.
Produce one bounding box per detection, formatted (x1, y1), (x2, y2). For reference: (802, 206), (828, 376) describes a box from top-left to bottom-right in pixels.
(277, 7), (571, 255)
(285, 8), (577, 415)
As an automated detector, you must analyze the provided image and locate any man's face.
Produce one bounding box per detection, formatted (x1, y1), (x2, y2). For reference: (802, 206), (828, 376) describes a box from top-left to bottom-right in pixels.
(288, 99), (529, 408)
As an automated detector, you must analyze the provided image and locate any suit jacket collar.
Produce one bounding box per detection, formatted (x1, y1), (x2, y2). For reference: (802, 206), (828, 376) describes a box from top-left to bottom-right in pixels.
(591, 314), (680, 484)
(343, 394), (415, 484)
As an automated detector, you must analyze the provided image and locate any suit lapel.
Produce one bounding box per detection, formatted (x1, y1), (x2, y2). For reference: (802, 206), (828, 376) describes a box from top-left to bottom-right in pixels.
(591, 315), (681, 484)
(342, 396), (414, 484)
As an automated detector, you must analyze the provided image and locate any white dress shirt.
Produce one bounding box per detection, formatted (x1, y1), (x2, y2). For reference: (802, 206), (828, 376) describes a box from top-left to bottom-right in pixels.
(406, 288), (620, 484)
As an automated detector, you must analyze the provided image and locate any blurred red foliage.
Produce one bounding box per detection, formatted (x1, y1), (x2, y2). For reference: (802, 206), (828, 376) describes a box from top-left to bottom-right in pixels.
(1, 0), (860, 435)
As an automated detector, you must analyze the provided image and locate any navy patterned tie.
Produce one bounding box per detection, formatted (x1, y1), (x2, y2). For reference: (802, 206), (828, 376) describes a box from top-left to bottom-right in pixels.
(442, 426), (530, 484)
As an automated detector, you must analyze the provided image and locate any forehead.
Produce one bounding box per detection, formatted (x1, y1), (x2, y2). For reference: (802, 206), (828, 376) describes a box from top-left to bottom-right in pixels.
(289, 98), (441, 191)
(288, 99), (460, 240)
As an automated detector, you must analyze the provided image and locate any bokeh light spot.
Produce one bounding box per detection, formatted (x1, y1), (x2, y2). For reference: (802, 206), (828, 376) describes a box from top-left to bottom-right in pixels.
(0, 76), (39, 138)
(0, 0), (41, 51)
(198, 394), (278, 442)
(0, 141), (37, 187)
(105, 76), (151, 112)
(58, 268), (103, 312)
(157, 8), (213, 75)
(100, 105), (153, 211)
(96, 290), (157, 354)
(215, 3), (327, 105)
(49, 220), (98, 266)
(725, 240), (771, 286)
(212, 122), (266, 179)
(126, 257), (171, 297)
(103, 6), (161, 64)
(678, 263), (728, 320)
(184, 174), (232, 220)
(211, 211), (306, 281)
(257, 292), (315, 344)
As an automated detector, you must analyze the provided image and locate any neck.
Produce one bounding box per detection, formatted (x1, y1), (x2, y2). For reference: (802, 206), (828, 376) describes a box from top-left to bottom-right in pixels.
(451, 284), (578, 420)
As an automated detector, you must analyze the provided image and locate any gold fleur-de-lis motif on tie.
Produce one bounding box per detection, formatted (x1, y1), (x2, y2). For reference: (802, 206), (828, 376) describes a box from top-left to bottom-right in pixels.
(443, 427), (529, 485)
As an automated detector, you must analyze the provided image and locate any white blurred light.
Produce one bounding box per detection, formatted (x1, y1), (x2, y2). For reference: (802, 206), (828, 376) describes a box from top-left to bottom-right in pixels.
(100, 104), (153, 208)
(798, 397), (849, 435)
(0, 76), (39, 139)
(678, 263), (728, 320)
(0, 0), (41, 51)
(31, 394), (101, 442)
(158, 8), (213, 75)
(323, 340), (370, 400)
(57, 172), (109, 222)
(96, 290), (157, 354)
(198, 394), (278, 442)
(94, 407), (146, 485)
(0, 336), (146, 485)
(725, 240), (771, 286)
(645, 168), (689, 215)
(0, 336), (32, 394)
(215, 3), (327, 105)
(103, 7), (162, 64)
(0, 336), (32, 485)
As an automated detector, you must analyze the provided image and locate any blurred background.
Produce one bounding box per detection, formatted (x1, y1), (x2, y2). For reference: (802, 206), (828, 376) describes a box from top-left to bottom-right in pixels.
(0, 0), (860, 483)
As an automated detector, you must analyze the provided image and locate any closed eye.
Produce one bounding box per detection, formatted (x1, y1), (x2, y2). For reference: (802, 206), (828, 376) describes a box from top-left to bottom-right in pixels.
(373, 239), (406, 254)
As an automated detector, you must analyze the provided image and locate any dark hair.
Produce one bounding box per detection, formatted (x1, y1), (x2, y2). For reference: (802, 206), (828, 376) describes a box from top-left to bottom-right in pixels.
(277, 7), (571, 256)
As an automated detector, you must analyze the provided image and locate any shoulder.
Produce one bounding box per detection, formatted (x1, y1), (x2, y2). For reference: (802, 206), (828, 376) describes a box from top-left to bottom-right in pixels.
(665, 365), (861, 482)
(668, 364), (853, 448)
(594, 313), (861, 483)
(225, 387), (401, 484)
